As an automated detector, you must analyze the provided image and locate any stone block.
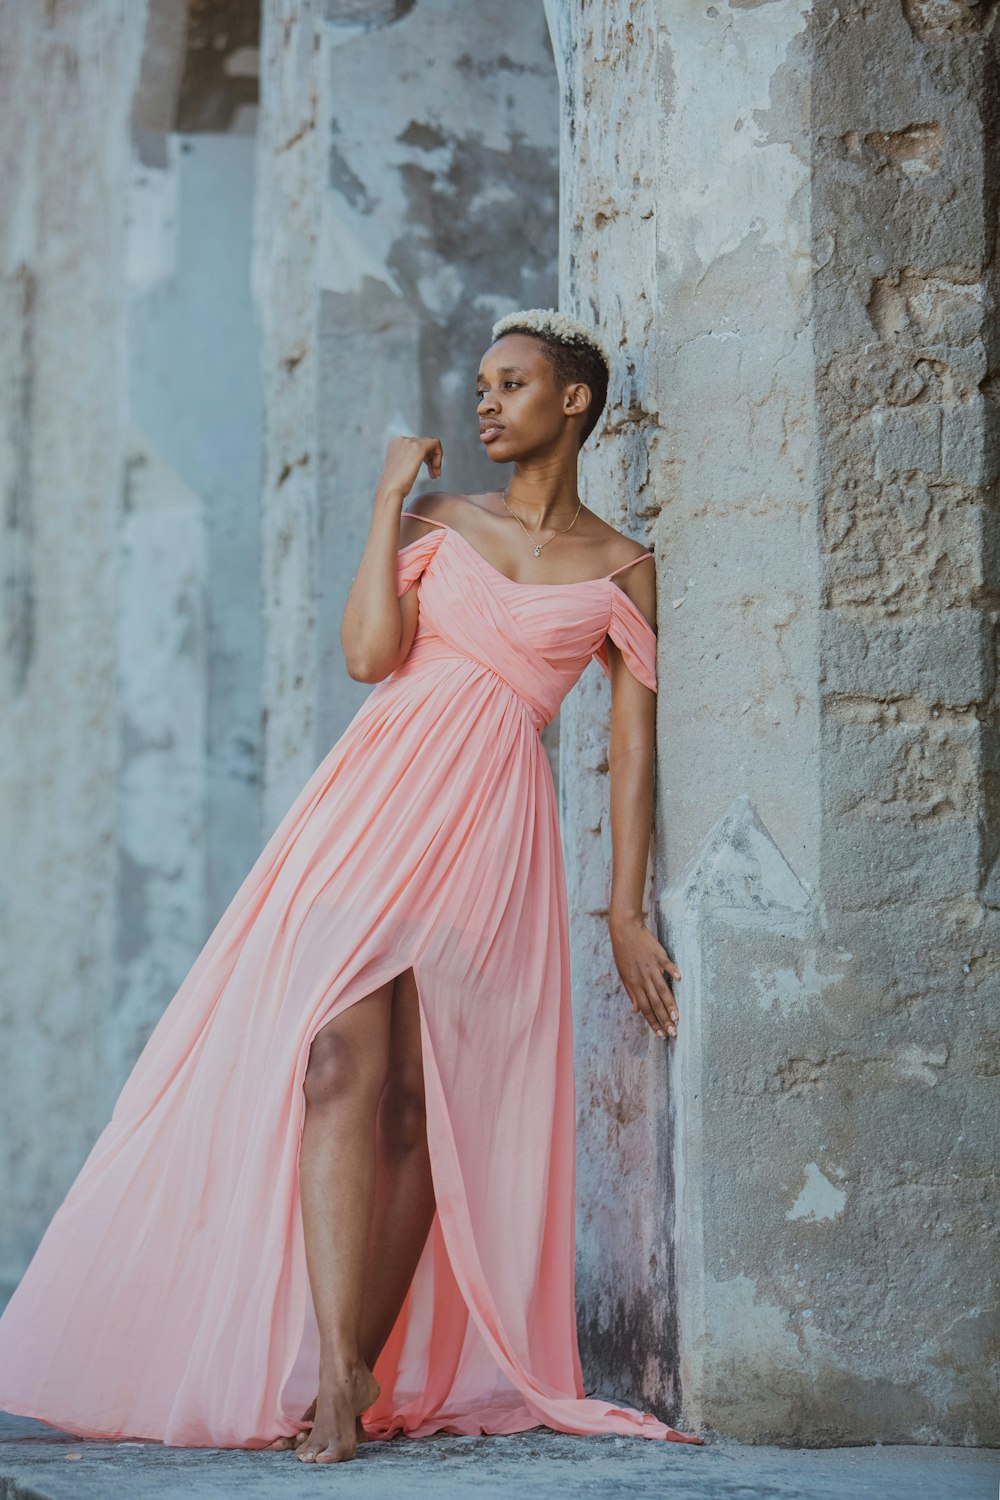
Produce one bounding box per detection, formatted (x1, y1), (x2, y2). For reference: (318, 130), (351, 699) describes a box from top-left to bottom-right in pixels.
(820, 816), (982, 908)
(872, 404), (942, 479)
(823, 719), (981, 820)
(821, 610), (992, 704)
(941, 395), (1000, 488)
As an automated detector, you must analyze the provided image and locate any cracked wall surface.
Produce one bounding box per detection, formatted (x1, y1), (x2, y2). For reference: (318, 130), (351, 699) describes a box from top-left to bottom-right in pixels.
(807, 0), (998, 1444)
(0, 0), (265, 1295)
(1, 0), (555, 1297)
(256, 0), (559, 817)
(0, 0), (149, 1293)
(552, 0), (997, 1446)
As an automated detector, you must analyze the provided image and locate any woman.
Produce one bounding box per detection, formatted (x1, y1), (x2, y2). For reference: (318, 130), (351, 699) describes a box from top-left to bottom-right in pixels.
(0, 309), (699, 1462)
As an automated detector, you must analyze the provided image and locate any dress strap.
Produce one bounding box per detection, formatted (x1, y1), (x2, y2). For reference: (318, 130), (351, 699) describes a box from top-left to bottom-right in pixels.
(404, 510), (450, 530)
(607, 550), (653, 579)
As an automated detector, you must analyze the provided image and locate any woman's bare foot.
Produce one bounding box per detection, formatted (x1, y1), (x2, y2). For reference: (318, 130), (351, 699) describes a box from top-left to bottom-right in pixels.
(267, 1406), (316, 1453)
(266, 1402), (313, 1452)
(294, 1361), (379, 1464)
(267, 1398), (371, 1453)
(266, 1392), (371, 1453)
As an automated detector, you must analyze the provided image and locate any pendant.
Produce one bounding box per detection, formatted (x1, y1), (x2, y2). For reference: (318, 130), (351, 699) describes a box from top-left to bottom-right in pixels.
(534, 544), (542, 556)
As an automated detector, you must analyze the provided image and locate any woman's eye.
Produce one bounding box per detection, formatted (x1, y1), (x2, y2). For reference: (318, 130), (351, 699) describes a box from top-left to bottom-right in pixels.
(476, 382), (519, 399)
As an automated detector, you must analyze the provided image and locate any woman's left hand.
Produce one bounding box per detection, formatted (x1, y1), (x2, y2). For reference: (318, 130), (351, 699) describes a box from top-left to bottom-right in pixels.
(609, 914), (682, 1040)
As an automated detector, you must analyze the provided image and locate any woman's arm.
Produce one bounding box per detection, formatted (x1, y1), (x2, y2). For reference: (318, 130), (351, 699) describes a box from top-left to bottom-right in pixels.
(341, 436), (442, 682)
(606, 570), (682, 1042)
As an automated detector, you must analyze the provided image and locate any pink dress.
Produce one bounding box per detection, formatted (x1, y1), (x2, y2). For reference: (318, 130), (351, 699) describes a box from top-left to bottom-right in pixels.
(0, 514), (702, 1449)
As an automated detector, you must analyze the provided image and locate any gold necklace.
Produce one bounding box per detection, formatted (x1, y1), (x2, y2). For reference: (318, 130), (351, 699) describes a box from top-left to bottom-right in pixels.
(500, 487), (584, 557)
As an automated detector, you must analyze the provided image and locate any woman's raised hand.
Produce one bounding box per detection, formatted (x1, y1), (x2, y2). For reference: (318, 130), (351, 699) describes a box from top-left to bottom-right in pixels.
(378, 435), (443, 499)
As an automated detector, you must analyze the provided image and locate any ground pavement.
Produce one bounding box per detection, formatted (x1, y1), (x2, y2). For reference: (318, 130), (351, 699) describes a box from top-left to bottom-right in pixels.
(0, 1412), (996, 1499)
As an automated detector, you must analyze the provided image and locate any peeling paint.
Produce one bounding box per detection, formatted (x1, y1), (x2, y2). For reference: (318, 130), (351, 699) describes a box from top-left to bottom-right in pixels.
(563, 0), (997, 1448)
(787, 1163), (848, 1222)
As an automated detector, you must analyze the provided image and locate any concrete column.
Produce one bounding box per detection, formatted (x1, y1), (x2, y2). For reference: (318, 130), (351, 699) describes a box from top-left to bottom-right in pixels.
(115, 432), (207, 1097)
(0, 1), (147, 1289)
(544, 0), (687, 1423)
(122, 0), (264, 1081)
(255, 0), (558, 813)
(254, 0), (325, 831)
(0, 0), (264, 1288)
(551, 0), (997, 1444)
(127, 125), (264, 938)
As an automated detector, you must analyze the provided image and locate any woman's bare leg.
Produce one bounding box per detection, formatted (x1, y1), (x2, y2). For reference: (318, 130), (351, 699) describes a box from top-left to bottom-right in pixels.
(359, 964), (437, 1367)
(278, 966), (436, 1452)
(289, 981), (394, 1464)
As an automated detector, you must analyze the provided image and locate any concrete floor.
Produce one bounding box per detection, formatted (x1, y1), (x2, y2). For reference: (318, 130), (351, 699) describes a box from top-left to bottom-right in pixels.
(0, 1413), (996, 1499)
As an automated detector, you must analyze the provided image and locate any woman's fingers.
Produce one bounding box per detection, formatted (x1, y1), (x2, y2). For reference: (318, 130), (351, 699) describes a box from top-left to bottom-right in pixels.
(631, 985), (670, 1038)
(614, 936), (684, 1038)
(632, 967), (680, 1038)
(655, 955), (681, 1022)
(647, 979), (676, 1037)
(658, 972), (679, 1025)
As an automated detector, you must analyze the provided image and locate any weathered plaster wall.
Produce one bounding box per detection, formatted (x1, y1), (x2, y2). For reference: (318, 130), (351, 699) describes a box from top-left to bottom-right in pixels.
(255, 0), (559, 816)
(806, 0), (998, 1445)
(0, 0), (264, 1292)
(1, 0), (557, 1299)
(551, 0), (997, 1446)
(543, 0), (691, 1426)
(0, 0), (148, 1290)
(122, 126), (264, 1084)
(254, 0), (326, 829)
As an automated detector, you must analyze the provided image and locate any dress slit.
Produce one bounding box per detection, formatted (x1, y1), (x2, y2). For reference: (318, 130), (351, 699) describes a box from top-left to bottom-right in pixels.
(281, 955), (422, 1428)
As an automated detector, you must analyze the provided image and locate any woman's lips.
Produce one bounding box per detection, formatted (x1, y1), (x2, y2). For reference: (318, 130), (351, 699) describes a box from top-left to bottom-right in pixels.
(479, 424), (504, 443)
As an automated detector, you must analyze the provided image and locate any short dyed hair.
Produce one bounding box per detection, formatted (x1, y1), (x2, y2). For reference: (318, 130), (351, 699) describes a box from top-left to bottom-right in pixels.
(490, 308), (611, 448)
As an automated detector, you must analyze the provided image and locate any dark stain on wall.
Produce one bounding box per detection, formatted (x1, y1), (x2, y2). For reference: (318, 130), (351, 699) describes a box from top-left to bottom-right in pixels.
(329, 120), (379, 213)
(325, 0), (417, 26)
(176, 0), (260, 134)
(2, 269), (36, 694)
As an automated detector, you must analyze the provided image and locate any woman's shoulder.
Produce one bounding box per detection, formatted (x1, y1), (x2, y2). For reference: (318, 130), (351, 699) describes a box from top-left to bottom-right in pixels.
(398, 491), (504, 548)
(587, 517), (656, 632)
(397, 491), (461, 547)
(402, 491), (484, 524)
(399, 492), (653, 601)
(582, 513), (655, 579)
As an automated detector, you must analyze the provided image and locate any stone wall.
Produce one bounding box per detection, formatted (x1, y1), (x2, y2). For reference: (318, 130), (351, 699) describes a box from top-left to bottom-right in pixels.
(553, 0), (998, 1446)
(124, 122), (264, 1090)
(255, 0), (559, 820)
(0, 0), (557, 1298)
(0, 0), (148, 1293)
(808, 0), (998, 1445)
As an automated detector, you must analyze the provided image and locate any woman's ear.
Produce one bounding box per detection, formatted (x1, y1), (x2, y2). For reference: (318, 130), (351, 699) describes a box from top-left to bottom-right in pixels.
(565, 381), (592, 418)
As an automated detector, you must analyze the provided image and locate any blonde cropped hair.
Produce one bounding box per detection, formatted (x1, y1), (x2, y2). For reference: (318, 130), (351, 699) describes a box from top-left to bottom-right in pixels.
(490, 308), (611, 376)
(488, 308), (612, 447)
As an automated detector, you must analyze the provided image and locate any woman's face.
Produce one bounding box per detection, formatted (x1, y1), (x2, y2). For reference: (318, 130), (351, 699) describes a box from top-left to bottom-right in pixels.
(475, 333), (588, 460)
